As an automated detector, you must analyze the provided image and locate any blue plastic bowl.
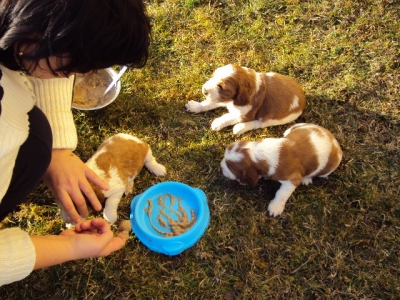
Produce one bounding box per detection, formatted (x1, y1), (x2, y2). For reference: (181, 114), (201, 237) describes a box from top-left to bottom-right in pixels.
(130, 181), (210, 256)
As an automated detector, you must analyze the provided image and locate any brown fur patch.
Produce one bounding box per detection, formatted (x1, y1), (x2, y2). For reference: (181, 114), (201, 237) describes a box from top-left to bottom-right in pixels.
(95, 136), (148, 185)
(217, 76), (239, 102)
(254, 72), (306, 121)
(231, 65), (258, 106)
(225, 141), (261, 186)
(219, 65), (306, 122)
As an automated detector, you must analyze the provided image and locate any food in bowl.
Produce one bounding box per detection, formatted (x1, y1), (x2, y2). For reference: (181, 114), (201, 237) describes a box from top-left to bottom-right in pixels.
(144, 193), (197, 237)
(130, 181), (210, 256)
(72, 68), (120, 110)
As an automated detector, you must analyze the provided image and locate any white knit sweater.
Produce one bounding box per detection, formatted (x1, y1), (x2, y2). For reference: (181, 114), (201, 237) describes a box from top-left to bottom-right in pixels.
(0, 65), (77, 286)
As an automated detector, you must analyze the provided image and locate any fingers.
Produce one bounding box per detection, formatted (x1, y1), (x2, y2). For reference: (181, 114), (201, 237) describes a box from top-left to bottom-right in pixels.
(75, 218), (108, 233)
(86, 218), (109, 233)
(56, 190), (86, 224)
(72, 218), (128, 257)
(60, 189), (88, 222)
(78, 219), (128, 254)
(79, 180), (102, 212)
(83, 167), (108, 212)
(86, 167), (109, 191)
(44, 150), (93, 222)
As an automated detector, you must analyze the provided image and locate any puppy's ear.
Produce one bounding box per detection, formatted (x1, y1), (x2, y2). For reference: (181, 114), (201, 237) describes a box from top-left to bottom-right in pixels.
(234, 84), (250, 106)
(232, 68), (255, 106)
(240, 167), (259, 186)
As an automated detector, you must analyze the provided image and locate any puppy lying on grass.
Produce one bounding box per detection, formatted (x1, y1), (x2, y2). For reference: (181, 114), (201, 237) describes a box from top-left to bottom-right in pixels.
(220, 123), (342, 216)
(186, 64), (306, 135)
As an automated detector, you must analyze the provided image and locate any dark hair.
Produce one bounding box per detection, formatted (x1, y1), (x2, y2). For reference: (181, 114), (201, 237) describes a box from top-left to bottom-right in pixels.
(0, 0), (151, 76)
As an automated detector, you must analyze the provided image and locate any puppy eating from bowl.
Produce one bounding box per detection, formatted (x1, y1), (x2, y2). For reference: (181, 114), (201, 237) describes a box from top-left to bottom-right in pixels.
(58, 133), (166, 225)
(220, 123), (342, 216)
(185, 64), (306, 135)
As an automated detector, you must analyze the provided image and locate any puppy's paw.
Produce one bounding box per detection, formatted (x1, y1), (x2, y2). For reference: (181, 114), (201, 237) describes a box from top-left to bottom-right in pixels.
(125, 181), (134, 195)
(117, 220), (132, 239)
(268, 201), (285, 217)
(211, 118), (224, 131)
(103, 209), (118, 224)
(232, 123), (248, 135)
(185, 100), (203, 113)
(118, 220), (132, 232)
(301, 177), (313, 185)
(153, 163), (167, 176)
(65, 223), (75, 229)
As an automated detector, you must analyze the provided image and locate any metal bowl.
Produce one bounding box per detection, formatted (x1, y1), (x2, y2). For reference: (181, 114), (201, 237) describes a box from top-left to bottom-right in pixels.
(72, 68), (121, 110)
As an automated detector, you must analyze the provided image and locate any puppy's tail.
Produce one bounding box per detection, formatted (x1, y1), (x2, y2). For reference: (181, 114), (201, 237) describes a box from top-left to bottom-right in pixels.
(144, 148), (167, 176)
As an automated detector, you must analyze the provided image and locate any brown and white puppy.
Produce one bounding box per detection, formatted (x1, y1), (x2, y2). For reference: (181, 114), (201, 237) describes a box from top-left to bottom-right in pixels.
(185, 64), (306, 135)
(220, 123), (342, 216)
(59, 133), (166, 224)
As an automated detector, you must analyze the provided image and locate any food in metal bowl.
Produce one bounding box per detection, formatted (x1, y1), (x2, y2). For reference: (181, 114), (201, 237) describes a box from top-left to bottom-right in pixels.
(72, 68), (120, 110)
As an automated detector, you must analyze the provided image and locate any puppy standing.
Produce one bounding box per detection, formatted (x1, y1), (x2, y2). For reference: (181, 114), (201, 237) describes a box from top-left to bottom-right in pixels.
(220, 124), (342, 216)
(59, 133), (166, 224)
(185, 64), (306, 135)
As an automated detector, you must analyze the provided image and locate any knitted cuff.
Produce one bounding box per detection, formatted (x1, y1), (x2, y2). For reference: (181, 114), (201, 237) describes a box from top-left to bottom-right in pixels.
(28, 76), (78, 150)
(0, 228), (36, 286)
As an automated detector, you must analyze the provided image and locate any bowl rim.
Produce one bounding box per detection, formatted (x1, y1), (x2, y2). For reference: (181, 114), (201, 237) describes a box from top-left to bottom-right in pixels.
(71, 67), (121, 110)
(130, 181), (209, 241)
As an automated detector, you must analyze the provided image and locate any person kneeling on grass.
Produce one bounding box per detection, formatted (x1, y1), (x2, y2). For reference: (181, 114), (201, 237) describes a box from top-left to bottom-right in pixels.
(0, 0), (151, 286)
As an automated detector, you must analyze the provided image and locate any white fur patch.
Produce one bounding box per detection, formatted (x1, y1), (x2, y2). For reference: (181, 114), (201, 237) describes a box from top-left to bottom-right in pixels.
(101, 167), (126, 197)
(224, 143), (243, 162)
(307, 130), (333, 177)
(227, 102), (251, 116)
(261, 111), (303, 128)
(213, 64), (236, 79)
(220, 159), (236, 180)
(289, 95), (300, 111)
(266, 72), (275, 77)
(233, 120), (263, 135)
(255, 72), (263, 92)
(253, 138), (284, 176)
(202, 65), (236, 102)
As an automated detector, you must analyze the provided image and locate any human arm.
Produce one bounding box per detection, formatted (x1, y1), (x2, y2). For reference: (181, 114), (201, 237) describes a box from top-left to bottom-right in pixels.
(43, 149), (108, 224)
(31, 218), (127, 270)
(0, 219), (127, 286)
(28, 76), (108, 223)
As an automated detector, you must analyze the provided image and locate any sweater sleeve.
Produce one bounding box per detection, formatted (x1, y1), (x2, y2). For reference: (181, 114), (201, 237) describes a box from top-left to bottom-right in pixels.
(28, 76), (78, 150)
(0, 228), (36, 286)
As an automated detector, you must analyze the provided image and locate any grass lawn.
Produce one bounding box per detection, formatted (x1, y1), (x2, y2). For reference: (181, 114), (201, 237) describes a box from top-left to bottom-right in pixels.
(1, 0), (399, 299)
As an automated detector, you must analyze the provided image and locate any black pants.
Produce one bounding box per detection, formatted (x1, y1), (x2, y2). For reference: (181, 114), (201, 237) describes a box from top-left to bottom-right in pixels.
(0, 106), (52, 221)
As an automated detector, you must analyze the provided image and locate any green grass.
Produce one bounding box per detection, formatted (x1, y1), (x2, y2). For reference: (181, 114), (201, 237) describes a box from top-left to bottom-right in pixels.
(1, 0), (399, 298)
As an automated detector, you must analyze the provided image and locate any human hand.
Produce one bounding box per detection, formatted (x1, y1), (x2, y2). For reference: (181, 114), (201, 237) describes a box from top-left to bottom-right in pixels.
(43, 149), (109, 224)
(61, 218), (127, 258)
